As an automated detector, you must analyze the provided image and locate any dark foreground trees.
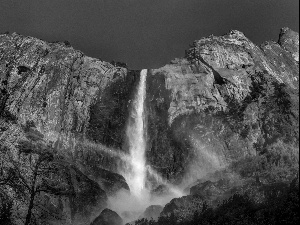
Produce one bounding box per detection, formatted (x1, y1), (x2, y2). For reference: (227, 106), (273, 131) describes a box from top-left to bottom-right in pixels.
(0, 122), (69, 225)
(129, 177), (299, 225)
(0, 192), (13, 225)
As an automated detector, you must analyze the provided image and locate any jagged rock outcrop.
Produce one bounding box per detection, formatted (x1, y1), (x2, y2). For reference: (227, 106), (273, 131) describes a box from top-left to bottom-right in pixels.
(0, 33), (133, 224)
(0, 32), (133, 146)
(159, 195), (203, 222)
(1, 29), (298, 183)
(0, 32), (135, 178)
(0, 27), (299, 224)
(278, 27), (299, 62)
(146, 28), (299, 181)
(139, 205), (163, 221)
(0, 121), (108, 225)
(188, 173), (241, 206)
(61, 165), (108, 225)
(90, 208), (123, 225)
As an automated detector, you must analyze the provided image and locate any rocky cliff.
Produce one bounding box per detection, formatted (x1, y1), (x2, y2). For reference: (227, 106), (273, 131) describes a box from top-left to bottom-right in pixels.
(0, 28), (299, 225)
(146, 28), (299, 182)
(0, 33), (133, 225)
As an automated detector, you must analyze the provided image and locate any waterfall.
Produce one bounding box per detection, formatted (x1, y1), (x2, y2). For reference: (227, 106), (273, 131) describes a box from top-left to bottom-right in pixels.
(109, 69), (184, 222)
(125, 69), (148, 199)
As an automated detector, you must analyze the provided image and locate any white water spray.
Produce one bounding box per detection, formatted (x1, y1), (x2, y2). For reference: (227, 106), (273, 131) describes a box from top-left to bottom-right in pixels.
(147, 166), (185, 198)
(125, 69), (148, 199)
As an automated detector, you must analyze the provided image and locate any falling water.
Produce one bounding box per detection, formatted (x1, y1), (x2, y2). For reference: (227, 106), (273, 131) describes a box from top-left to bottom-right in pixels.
(108, 69), (186, 222)
(125, 69), (148, 199)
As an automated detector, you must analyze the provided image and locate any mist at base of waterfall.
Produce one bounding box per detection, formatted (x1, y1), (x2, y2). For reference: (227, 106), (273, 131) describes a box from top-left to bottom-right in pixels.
(91, 69), (225, 223)
(107, 181), (184, 224)
(85, 135), (226, 223)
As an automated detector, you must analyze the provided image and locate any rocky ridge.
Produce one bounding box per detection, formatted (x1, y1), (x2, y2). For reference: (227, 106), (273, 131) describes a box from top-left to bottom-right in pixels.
(0, 27), (299, 225)
(146, 28), (298, 182)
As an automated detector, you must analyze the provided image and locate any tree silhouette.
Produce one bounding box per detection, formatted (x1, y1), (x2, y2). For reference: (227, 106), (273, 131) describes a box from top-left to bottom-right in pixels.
(0, 122), (70, 224)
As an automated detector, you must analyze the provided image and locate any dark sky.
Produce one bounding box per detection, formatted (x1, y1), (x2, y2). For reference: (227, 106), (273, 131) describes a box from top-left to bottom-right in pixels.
(0, 0), (299, 69)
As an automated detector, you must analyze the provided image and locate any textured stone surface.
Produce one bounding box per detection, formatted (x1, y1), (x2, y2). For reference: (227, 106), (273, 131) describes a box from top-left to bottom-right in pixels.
(0, 32), (127, 147)
(139, 205), (163, 221)
(151, 29), (298, 125)
(278, 27), (299, 62)
(1, 29), (298, 184)
(91, 208), (123, 225)
(0, 33), (131, 225)
(0, 127), (108, 225)
(0, 28), (299, 224)
(63, 165), (108, 225)
(160, 195), (203, 222)
(146, 28), (299, 181)
(0, 31), (132, 180)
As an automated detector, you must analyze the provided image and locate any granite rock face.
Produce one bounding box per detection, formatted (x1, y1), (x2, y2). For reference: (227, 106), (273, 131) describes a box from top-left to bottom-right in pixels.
(147, 28), (299, 181)
(0, 32), (130, 146)
(278, 27), (299, 62)
(0, 31), (135, 177)
(1, 28), (299, 182)
(61, 165), (108, 225)
(0, 33), (133, 224)
(0, 28), (299, 223)
(90, 208), (123, 225)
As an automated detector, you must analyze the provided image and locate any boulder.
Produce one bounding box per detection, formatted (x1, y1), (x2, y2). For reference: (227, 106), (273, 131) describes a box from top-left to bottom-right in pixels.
(91, 208), (123, 225)
(160, 195), (203, 222)
(139, 205), (163, 221)
(190, 180), (224, 198)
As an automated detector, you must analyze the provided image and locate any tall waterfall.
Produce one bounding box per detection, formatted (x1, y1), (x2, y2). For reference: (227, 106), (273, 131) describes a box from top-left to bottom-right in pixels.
(109, 69), (184, 222)
(125, 69), (148, 199)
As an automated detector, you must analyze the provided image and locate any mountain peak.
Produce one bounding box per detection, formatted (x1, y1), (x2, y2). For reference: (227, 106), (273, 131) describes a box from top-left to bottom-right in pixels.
(278, 27), (299, 62)
(227, 29), (246, 39)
